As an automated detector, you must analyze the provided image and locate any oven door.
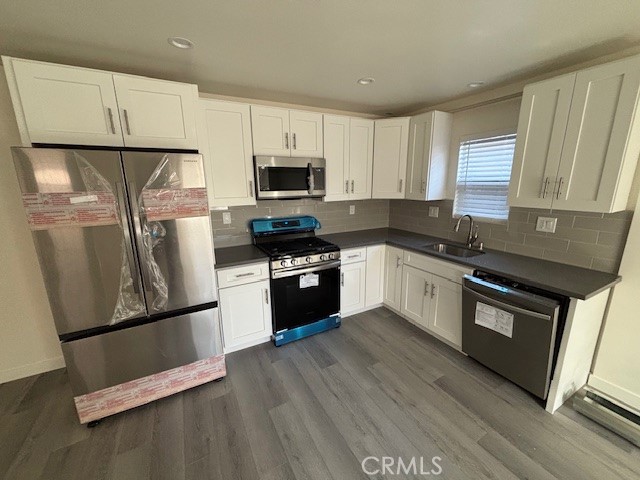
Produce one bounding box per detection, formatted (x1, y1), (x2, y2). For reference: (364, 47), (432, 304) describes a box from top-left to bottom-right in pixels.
(271, 261), (340, 332)
(255, 156), (326, 199)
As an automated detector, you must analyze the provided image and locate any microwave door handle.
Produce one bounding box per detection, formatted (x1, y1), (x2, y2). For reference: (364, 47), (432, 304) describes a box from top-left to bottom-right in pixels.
(307, 162), (314, 194)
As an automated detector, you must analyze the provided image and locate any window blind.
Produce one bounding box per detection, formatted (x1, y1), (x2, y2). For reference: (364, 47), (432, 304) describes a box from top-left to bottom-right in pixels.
(453, 133), (516, 222)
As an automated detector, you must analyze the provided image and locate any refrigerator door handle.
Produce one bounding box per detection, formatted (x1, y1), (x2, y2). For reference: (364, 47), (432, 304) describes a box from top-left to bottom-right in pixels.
(128, 182), (153, 294)
(116, 182), (140, 294)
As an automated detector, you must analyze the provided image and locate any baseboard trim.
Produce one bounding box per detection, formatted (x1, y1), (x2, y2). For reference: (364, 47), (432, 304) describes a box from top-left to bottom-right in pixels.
(342, 303), (383, 318)
(0, 355), (66, 384)
(588, 374), (640, 416)
(223, 335), (272, 354)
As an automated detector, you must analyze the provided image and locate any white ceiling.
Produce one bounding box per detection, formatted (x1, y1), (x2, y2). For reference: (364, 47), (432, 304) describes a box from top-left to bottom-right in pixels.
(1, 0), (640, 114)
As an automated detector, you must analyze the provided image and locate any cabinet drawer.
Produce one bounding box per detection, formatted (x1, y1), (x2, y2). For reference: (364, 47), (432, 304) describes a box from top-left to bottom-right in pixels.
(403, 250), (473, 284)
(217, 262), (269, 288)
(341, 247), (367, 265)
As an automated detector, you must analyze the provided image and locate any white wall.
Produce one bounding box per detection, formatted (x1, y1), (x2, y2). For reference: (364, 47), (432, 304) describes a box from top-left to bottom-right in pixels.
(445, 97), (522, 198)
(0, 67), (64, 384)
(589, 192), (640, 413)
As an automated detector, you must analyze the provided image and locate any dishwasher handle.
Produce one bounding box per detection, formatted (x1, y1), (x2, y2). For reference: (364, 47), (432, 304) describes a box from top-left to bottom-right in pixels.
(462, 284), (552, 321)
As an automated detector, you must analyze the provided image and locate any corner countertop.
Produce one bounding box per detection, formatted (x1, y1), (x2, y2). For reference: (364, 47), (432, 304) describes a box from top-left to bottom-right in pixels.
(215, 244), (268, 269)
(319, 228), (621, 300)
(214, 228), (621, 300)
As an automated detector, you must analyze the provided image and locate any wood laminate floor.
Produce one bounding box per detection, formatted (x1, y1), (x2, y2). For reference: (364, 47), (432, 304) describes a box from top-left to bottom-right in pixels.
(1, 307), (639, 479)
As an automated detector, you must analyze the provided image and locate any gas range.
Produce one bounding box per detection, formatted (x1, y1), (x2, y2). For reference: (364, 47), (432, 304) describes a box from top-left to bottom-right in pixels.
(249, 215), (341, 347)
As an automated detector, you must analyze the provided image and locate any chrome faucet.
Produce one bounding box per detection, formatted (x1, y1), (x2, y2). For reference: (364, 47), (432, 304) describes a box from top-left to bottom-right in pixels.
(454, 214), (479, 248)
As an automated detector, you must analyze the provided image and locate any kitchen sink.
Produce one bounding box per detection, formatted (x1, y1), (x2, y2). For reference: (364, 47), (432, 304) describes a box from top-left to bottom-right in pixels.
(426, 243), (485, 258)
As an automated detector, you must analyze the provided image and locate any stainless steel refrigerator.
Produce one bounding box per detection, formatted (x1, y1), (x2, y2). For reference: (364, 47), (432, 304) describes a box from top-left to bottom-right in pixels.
(12, 147), (225, 424)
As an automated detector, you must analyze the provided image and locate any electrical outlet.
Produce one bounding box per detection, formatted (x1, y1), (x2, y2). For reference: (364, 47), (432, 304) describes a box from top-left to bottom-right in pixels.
(536, 216), (557, 233)
(428, 206), (439, 218)
(349, 205), (355, 215)
(222, 212), (232, 225)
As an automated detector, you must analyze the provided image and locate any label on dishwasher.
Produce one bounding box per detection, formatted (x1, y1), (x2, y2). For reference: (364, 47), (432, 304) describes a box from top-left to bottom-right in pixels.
(300, 273), (319, 288)
(475, 302), (514, 338)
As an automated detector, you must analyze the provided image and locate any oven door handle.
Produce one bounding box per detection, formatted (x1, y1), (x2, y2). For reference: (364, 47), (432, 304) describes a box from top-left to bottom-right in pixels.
(272, 260), (341, 279)
(307, 162), (315, 194)
(462, 285), (552, 321)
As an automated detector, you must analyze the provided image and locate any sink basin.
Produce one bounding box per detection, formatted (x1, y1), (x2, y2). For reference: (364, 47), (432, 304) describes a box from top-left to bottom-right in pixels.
(426, 243), (485, 258)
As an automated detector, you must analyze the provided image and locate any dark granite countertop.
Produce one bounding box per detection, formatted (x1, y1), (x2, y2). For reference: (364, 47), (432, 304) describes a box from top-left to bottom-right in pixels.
(215, 244), (268, 269)
(319, 228), (621, 300)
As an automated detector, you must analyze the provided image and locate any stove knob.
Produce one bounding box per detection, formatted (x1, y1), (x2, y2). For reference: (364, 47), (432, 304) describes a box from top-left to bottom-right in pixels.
(328, 253), (334, 259)
(291, 258), (297, 265)
(280, 260), (287, 267)
(306, 256), (312, 263)
(320, 254), (326, 261)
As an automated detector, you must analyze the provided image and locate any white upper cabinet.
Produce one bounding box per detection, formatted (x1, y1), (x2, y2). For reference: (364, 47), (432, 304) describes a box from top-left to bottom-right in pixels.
(4, 57), (199, 149)
(9, 59), (124, 147)
(372, 117), (410, 199)
(405, 111), (452, 201)
(197, 99), (255, 207)
(251, 106), (323, 157)
(323, 115), (374, 202)
(508, 74), (576, 209)
(112, 75), (198, 150)
(289, 109), (323, 157)
(509, 54), (640, 212)
(556, 56), (640, 212)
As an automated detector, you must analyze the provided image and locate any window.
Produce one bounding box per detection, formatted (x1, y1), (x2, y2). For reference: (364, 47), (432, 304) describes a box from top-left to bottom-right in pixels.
(453, 133), (516, 222)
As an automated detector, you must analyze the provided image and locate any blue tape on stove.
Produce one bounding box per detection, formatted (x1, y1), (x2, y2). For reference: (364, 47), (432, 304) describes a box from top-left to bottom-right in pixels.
(273, 315), (341, 346)
(251, 215), (321, 236)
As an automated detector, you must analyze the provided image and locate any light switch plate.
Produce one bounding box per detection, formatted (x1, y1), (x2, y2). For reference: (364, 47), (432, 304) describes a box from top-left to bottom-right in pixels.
(428, 206), (439, 218)
(349, 205), (355, 215)
(222, 212), (232, 225)
(536, 216), (557, 233)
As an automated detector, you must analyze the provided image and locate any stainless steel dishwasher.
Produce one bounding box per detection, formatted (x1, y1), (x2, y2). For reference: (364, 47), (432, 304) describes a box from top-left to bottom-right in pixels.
(462, 272), (568, 400)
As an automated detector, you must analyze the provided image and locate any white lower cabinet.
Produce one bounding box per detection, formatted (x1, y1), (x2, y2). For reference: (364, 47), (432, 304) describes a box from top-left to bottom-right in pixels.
(428, 275), (463, 346)
(218, 269), (272, 353)
(401, 265), (430, 328)
(340, 261), (366, 315)
(383, 246), (404, 311)
(365, 245), (385, 306)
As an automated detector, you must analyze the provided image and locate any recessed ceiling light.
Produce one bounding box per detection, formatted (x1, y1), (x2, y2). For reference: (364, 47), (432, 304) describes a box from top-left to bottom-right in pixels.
(168, 37), (194, 49)
(357, 77), (375, 85)
(467, 81), (485, 88)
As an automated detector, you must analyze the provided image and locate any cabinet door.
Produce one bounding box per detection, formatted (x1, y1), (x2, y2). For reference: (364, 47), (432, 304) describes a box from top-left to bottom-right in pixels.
(113, 75), (198, 149)
(341, 262), (366, 315)
(400, 265), (431, 328)
(323, 115), (350, 201)
(198, 99), (255, 207)
(219, 280), (272, 353)
(365, 245), (385, 307)
(290, 110), (323, 157)
(372, 117), (410, 199)
(406, 111), (433, 200)
(383, 246), (404, 311)
(251, 105), (290, 156)
(11, 59), (123, 146)
(555, 56), (640, 212)
(428, 275), (462, 347)
(508, 74), (576, 209)
(349, 118), (374, 199)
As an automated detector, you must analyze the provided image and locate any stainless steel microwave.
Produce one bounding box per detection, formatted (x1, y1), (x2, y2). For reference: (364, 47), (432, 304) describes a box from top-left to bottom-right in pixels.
(254, 156), (326, 199)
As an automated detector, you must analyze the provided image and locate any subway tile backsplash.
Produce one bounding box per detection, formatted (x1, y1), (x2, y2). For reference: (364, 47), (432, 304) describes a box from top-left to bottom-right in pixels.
(211, 199), (390, 248)
(389, 199), (632, 274)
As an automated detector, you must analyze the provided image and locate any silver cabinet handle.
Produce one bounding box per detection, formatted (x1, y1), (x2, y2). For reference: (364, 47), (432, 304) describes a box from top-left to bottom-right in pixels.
(284, 132), (289, 149)
(424, 281), (429, 296)
(431, 283), (436, 299)
(541, 177), (550, 198)
(292, 133), (297, 150)
(347, 254), (359, 259)
(421, 180), (426, 193)
(351, 180), (354, 193)
(398, 179), (403, 192)
(235, 272), (255, 278)
(107, 107), (116, 134)
(396, 255), (401, 268)
(345, 180), (349, 193)
(249, 180), (254, 197)
(264, 288), (269, 305)
(123, 109), (131, 135)
(555, 177), (564, 199)
(340, 272), (345, 286)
